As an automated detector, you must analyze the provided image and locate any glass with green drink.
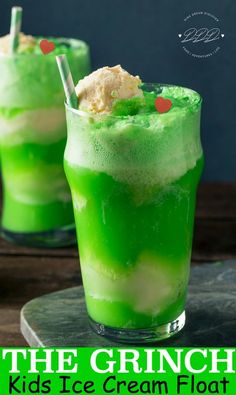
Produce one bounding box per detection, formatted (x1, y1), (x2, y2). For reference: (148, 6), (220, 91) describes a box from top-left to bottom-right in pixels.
(0, 7), (90, 246)
(58, 60), (203, 342)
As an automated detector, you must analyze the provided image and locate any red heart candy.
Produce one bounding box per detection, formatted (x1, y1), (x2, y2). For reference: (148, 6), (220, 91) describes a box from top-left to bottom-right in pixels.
(155, 97), (172, 113)
(40, 39), (55, 55)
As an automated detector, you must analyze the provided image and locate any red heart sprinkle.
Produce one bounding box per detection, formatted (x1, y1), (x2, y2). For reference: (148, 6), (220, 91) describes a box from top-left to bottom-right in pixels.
(155, 97), (172, 113)
(39, 39), (55, 55)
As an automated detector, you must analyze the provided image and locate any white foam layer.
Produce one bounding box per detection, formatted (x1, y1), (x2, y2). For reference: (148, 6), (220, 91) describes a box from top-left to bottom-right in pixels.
(0, 107), (66, 145)
(65, 106), (202, 186)
(82, 251), (188, 316)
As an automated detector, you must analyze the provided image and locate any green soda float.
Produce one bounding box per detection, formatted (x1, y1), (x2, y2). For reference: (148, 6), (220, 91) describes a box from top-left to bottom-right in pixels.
(0, 7), (90, 246)
(61, 63), (203, 342)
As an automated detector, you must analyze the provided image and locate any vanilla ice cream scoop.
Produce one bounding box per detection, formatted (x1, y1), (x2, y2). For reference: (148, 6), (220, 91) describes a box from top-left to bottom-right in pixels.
(0, 32), (36, 54)
(75, 65), (143, 113)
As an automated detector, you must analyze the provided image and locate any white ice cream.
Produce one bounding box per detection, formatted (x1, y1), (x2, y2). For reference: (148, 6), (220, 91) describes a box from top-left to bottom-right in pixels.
(82, 251), (188, 316)
(0, 107), (66, 145)
(5, 165), (71, 204)
(76, 65), (143, 113)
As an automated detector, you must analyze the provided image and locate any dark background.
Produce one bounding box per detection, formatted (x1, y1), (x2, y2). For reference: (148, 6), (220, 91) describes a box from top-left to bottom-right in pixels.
(0, 0), (235, 180)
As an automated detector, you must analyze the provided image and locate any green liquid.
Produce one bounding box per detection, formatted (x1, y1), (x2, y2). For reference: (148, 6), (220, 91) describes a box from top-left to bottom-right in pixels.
(65, 158), (203, 328)
(64, 84), (203, 329)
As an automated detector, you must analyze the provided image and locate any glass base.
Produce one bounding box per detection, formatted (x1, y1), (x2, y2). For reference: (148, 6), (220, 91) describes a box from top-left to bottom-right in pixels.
(89, 311), (185, 344)
(1, 224), (77, 248)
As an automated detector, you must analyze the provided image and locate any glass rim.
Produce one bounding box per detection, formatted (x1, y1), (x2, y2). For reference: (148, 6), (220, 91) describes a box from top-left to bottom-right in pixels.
(0, 36), (88, 59)
(65, 82), (202, 119)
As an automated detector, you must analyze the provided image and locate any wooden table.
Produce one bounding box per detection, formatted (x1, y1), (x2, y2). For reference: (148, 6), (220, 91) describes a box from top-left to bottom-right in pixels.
(0, 182), (236, 346)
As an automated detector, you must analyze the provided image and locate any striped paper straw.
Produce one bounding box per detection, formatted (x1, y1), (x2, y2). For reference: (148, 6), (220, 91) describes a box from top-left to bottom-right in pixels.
(9, 6), (23, 54)
(56, 54), (78, 109)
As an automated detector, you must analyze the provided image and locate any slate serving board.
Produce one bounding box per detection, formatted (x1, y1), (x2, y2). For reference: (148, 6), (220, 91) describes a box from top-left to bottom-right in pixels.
(21, 261), (236, 347)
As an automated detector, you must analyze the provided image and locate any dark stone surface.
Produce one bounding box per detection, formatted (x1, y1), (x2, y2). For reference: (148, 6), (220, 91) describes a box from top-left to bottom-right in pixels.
(21, 261), (236, 347)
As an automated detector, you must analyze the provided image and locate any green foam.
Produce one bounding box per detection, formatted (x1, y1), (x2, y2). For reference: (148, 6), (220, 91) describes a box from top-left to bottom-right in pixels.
(65, 85), (203, 187)
(111, 84), (201, 116)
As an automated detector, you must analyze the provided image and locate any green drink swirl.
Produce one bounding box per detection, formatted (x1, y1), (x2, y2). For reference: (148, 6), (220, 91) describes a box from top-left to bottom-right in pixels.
(0, 37), (90, 246)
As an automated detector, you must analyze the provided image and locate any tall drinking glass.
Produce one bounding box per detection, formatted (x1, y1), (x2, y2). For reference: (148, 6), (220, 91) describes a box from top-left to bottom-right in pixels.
(0, 38), (90, 247)
(64, 84), (203, 342)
